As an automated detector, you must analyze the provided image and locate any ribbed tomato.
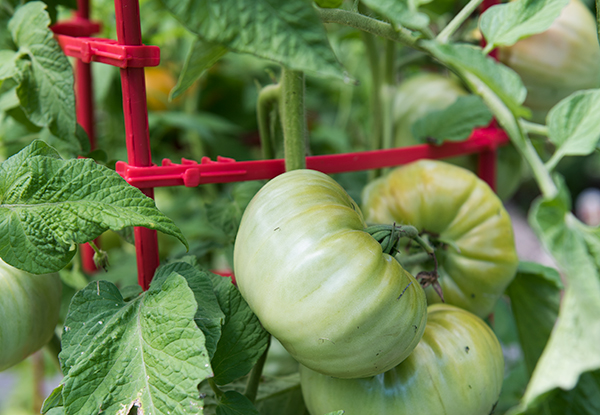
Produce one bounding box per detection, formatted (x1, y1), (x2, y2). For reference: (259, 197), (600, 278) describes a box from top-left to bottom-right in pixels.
(300, 304), (504, 415)
(233, 169), (427, 378)
(0, 258), (62, 371)
(362, 160), (518, 317)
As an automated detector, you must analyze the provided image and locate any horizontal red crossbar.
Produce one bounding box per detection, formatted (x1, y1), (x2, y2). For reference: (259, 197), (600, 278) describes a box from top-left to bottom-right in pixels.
(51, 16), (102, 37)
(54, 35), (160, 68)
(116, 124), (509, 188)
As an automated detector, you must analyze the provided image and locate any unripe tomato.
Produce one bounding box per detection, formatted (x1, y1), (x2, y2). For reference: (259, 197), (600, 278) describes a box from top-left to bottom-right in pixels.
(300, 303), (504, 415)
(393, 73), (468, 147)
(362, 160), (518, 317)
(0, 259), (62, 371)
(233, 169), (427, 379)
(498, 0), (600, 122)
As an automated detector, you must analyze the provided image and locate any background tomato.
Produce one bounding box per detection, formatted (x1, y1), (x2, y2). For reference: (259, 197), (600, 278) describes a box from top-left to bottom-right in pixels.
(0, 259), (62, 371)
(498, 0), (600, 122)
(362, 160), (518, 318)
(300, 303), (504, 415)
(233, 169), (427, 379)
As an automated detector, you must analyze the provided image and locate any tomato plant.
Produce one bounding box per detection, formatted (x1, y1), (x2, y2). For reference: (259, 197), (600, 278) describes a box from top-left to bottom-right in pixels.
(233, 168), (427, 378)
(300, 303), (504, 415)
(362, 159), (519, 318)
(0, 259), (61, 372)
(1, 0), (600, 414)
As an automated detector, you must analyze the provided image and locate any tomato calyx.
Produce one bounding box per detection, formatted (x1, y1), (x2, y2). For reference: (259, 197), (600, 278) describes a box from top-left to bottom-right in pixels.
(366, 224), (445, 302)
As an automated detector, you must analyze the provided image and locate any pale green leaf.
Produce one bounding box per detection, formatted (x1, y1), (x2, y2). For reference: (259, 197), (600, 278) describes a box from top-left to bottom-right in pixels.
(546, 89), (600, 166)
(170, 38), (228, 100)
(421, 41), (530, 117)
(360, 0), (429, 30)
(59, 274), (211, 415)
(411, 95), (493, 145)
(209, 272), (270, 385)
(8, 2), (84, 153)
(479, 0), (570, 52)
(510, 187), (600, 413)
(159, 0), (346, 80)
(152, 261), (225, 359)
(506, 261), (562, 376)
(0, 141), (187, 274)
(41, 384), (64, 414)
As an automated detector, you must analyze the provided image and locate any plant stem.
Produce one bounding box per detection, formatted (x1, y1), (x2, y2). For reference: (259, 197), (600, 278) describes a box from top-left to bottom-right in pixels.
(244, 337), (270, 403)
(209, 378), (224, 399)
(381, 39), (396, 152)
(437, 0), (485, 43)
(280, 67), (307, 171)
(257, 83), (281, 160)
(461, 71), (558, 198)
(318, 8), (422, 50)
(520, 119), (549, 137)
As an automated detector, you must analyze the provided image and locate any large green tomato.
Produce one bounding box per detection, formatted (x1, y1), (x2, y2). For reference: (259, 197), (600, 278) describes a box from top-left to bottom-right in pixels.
(233, 169), (427, 379)
(300, 303), (504, 415)
(0, 258), (62, 371)
(362, 160), (518, 317)
(498, 0), (600, 122)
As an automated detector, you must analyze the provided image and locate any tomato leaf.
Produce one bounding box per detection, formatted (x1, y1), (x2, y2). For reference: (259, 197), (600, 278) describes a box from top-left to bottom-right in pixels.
(5, 2), (87, 155)
(360, 0), (430, 31)
(421, 41), (530, 118)
(152, 261), (225, 360)
(411, 95), (493, 145)
(209, 271), (270, 385)
(0, 140), (187, 274)
(509, 183), (600, 413)
(170, 38), (228, 100)
(158, 0), (346, 80)
(215, 390), (261, 415)
(506, 261), (562, 376)
(546, 89), (600, 169)
(57, 274), (211, 415)
(479, 0), (570, 53)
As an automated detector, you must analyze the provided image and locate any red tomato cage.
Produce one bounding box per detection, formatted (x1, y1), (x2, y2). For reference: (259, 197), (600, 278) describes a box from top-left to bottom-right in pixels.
(52, 0), (505, 290)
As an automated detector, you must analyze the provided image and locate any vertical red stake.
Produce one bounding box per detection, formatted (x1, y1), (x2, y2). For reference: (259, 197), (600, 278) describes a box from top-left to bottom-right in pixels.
(75, 0), (99, 273)
(114, 0), (160, 291)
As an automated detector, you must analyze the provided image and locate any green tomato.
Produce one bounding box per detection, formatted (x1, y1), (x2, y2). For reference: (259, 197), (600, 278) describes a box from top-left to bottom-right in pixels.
(0, 258), (62, 371)
(393, 73), (468, 148)
(362, 160), (518, 317)
(300, 303), (504, 415)
(233, 169), (427, 379)
(498, 0), (600, 122)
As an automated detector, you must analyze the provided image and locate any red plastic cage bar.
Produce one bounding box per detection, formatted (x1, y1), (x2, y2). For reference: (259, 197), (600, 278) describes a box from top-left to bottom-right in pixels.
(55, 0), (504, 290)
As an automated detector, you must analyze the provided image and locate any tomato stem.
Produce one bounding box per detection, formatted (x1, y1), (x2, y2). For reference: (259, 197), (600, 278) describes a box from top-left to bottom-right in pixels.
(244, 335), (271, 403)
(437, 0), (485, 44)
(281, 67), (307, 171)
(257, 83), (281, 160)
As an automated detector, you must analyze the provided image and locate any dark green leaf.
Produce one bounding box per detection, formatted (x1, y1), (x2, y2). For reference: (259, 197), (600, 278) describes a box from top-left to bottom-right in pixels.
(153, 261), (225, 359)
(216, 390), (261, 415)
(506, 261), (562, 376)
(171, 38), (228, 100)
(0, 140), (187, 274)
(59, 275), (211, 415)
(421, 41), (530, 117)
(209, 272), (270, 385)
(159, 0), (346, 79)
(480, 0), (570, 52)
(8, 2), (82, 152)
(411, 95), (493, 145)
